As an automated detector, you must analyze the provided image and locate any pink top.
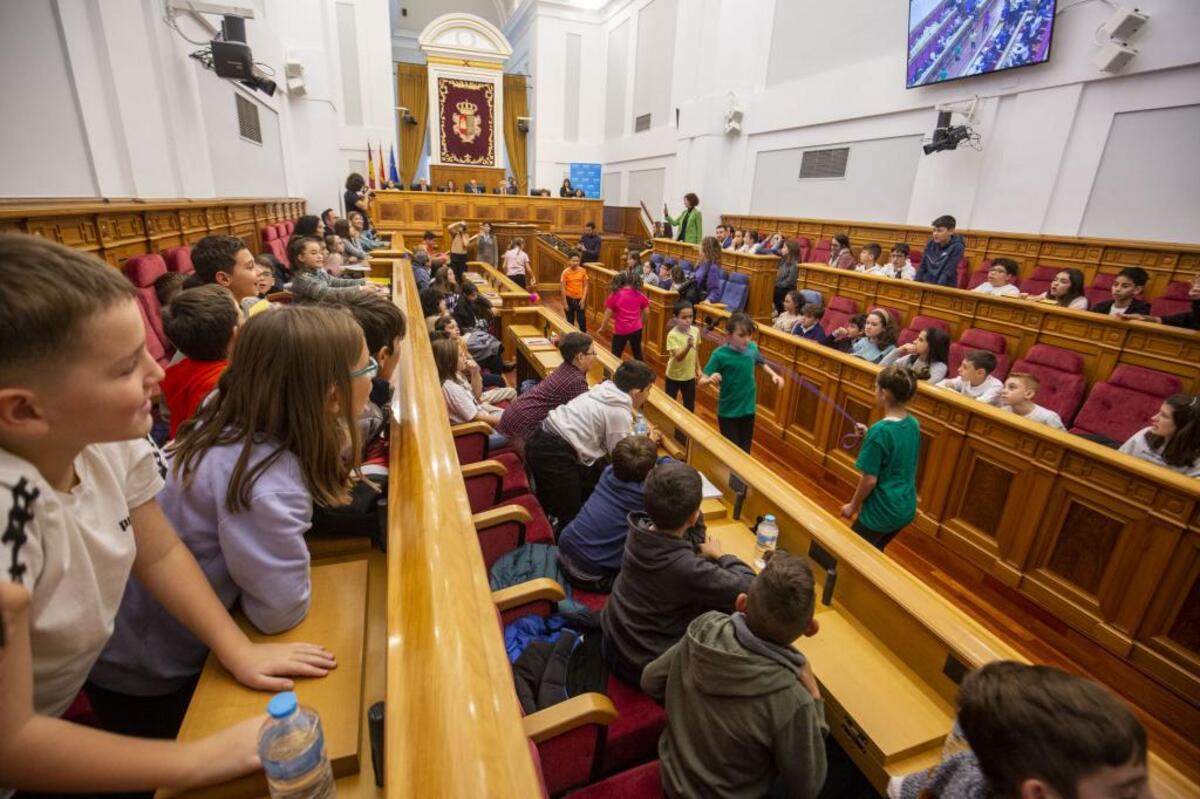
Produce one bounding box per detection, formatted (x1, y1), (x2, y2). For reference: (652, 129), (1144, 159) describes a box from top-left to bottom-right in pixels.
(605, 287), (650, 335)
(502, 248), (530, 277)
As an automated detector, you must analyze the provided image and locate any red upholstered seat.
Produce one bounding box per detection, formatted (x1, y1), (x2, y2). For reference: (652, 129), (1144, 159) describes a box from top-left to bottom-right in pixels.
(793, 236), (811, 262)
(1071, 365), (1182, 443)
(275, 222), (289, 239)
(897, 315), (951, 346)
(820, 296), (858, 335)
(1150, 281), (1193, 318)
(1085, 273), (1116, 308)
(948, 328), (1010, 380)
(566, 761), (662, 799)
(123, 254), (173, 361)
(908, 247), (922, 266)
(808, 240), (830, 264)
(1010, 345), (1087, 426)
(966, 261), (991, 290)
(1019, 265), (1059, 297)
(572, 589), (608, 611)
(160, 246), (194, 274)
(955, 255), (970, 289)
(284, 220), (295, 235)
(453, 425), (526, 499)
(136, 300), (169, 367)
(262, 224), (279, 249)
(477, 493), (554, 569)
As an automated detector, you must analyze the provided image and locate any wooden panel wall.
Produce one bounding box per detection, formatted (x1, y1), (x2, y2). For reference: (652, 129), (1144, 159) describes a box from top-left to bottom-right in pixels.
(0, 197), (305, 268)
(718, 215), (1200, 299)
(429, 164), (507, 191)
(371, 191), (602, 239)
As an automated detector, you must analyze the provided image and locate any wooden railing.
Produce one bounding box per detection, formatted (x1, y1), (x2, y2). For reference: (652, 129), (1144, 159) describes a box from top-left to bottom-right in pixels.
(716, 215), (1200, 299)
(370, 190), (602, 238)
(0, 197), (306, 267)
(602, 205), (651, 241)
(649, 240), (1200, 393)
(464, 260), (534, 361)
(507, 304), (1200, 795)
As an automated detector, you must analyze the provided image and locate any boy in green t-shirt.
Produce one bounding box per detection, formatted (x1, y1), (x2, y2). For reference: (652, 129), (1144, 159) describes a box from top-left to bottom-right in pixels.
(698, 313), (783, 453)
(664, 301), (702, 411)
(840, 364), (921, 550)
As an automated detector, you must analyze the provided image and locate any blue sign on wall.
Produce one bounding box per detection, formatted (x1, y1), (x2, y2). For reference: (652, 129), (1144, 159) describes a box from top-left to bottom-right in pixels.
(569, 162), (602, 199)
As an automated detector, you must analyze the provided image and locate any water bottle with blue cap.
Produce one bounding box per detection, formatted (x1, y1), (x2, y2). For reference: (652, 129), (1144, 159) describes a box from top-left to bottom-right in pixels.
(754, 514), (779, 569)
(258, 691), (335, 798)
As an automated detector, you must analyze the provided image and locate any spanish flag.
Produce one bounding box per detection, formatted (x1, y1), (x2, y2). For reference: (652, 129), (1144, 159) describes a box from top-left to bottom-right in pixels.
(377, 141), (387, 187)
(366, 142), (376, 189)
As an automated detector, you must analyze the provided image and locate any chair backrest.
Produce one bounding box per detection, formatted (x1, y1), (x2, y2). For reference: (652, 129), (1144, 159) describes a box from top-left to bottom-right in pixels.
(799, 289), (822, 308)
(123, 253), (173, 362)
(966, 261), (991, 290)
(868, 304), (904, 331)
(820, 295), (858, 334)
(463, 470), (502, 514)
(954, 255), (970, 289)
(453, 428), (489, 464)
(275, 222), (289, 239)
(269, 237), (289, 266)
(719, 272), (750, 312)
(1010, 344), (1087, 426)
(679, 259), (693, 273)
(650, 253), (663, 266)
(948, 328), (1010, 380)
(1149, 281), (1193, 317)
(1020, 275), (1052, 296)
(897, 315), (951, 346)
(1071, 365), (1182, 443)
(135, 296), (169, 367)
(262, 225), (279, 247)
(809, 241), (831, 264)
(908, 248), (922, 266)
(284, 220), (296, 235)
(160, 246), (194, 274)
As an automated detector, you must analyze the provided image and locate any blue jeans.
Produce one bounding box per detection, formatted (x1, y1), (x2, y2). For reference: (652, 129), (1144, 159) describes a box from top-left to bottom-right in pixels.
(489, 431), (510, 452)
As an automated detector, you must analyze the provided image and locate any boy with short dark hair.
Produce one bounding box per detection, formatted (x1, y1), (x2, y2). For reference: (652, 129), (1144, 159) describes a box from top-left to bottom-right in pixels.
(580, 221), (602, 264)
(191, 235), (264, 314)
(793, 302), (828, 344)
(856, 242), (883, 273)
(972, 258), (1021, 297)
(525, 359), (656, 527)
(0, 234), (328, 793)
(916, 214), (965, 288)
(642, 550), (828, 799)
(938, 350), (1003, 405)
(1091, 267), (1151, 317)
(557, 434), (660, 592)
(560, 251), (589, 332)
(324, 291), (408, 407)
(161, 284), (239, 439)
(602, 461), (754, 684)
(891, 661), (1151, 799)
(999, 372), (1065, 430)
(154, 271), (187, 308)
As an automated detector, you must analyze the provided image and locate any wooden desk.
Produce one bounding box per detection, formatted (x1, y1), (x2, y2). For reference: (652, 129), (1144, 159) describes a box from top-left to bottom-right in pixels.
(165, 558), (371, 799)
(371, 191), (602, 237)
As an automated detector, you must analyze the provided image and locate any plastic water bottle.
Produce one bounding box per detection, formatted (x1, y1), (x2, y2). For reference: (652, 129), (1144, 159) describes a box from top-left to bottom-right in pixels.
(632, 414), (649, 436)
(754, 515), (779, 568)
(258, 692), (335, 799)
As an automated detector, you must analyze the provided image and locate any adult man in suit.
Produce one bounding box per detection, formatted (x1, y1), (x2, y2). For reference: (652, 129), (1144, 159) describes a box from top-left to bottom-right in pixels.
(465, 178), (484, 194)
(410, 178), (432, 192)
(502, 176), (519, 195)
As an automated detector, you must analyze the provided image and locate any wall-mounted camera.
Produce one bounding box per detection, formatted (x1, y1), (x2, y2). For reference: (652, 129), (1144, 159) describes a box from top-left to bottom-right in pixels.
(516, 116), (531, 133)
(173, 2), (276, 97)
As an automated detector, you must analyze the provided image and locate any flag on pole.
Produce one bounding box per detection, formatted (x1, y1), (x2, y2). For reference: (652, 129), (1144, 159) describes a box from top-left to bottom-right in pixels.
(366, 142), (376, 189)
(388, 145), (400, 185)
(377, 141), (387, 187)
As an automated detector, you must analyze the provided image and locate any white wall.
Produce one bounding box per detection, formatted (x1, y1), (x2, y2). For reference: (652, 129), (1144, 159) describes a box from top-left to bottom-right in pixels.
(507, 0), (1200, 243)
(0, 0), (395, 218)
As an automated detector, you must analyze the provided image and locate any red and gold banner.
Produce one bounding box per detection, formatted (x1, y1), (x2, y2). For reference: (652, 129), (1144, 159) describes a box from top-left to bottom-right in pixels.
(437, 77), (495, 166)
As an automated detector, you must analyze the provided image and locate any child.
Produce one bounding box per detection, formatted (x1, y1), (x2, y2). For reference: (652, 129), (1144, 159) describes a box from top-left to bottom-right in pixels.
(828, 234), (854, 270)
(915, 215), (965, 287)
(665, 300), (702, 411)
(560, 251), (589, 332)
(880, 326), (950, 382)
(496, 333), (595, 451)
(421, 229), (447, 267)
(855, 242), (883, 274)
(557, 435), (660, 592)
(412, 248), (433, 292)
(192, 234), (265, 315)
(1091, 267), (1151, 317)
(93, 306), (359, 736)
(691, 236), (726, 303)
(740, 230), (760, 253)
(154, 271), (187, 308)
(699, 313), (785, 453)
(255, 252), (285, 294)
(938, 350), (1003, 405)
(254, 261), (276, 298)
(525, 360), (657, 527)
(891, 661), (1151, 799)
(840, 365), (920, 550)
(1118, 394), (1200, 477)
(0, 235), (328, 793)
(434, 337), (508, 451)
(1026, 268), (1088, 310)
(999, 372), (1066, 430)
(972, 259), (1020, 297)
(433, 317), (512, 404)
(602, 461), (754, 684)
(326, 290), (408, 409)
(333, 219), (365, 263)
(160, 285), (239, 439)
(502, 237), (533, 289)
(792, 302), (829, 344)
(601, 271), (650, 360)
(826, 313), (866, 354)
(289, 235), (367, 301)
(849, 309), (897, 364)
(323, 234), (345, 276)
(885, 243), (917, 280)
(773, 240), (800, 313)
(642, 551), (827, 799)
(640, 259), (660, 288)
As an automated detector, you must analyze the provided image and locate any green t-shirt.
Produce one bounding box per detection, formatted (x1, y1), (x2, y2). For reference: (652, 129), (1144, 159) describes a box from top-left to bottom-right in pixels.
(665, 325), (700, 382)
(854, 415), (920, 533)
(703, 342), (761, 419)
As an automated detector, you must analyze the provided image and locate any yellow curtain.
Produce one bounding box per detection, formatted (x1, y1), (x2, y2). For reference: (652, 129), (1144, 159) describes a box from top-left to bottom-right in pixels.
(396, 63), (429, 188)
(503, 74), (529, 195)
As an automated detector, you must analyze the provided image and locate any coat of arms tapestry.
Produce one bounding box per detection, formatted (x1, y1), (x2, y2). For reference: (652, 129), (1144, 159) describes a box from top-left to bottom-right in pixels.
(437, 77), (495, 166)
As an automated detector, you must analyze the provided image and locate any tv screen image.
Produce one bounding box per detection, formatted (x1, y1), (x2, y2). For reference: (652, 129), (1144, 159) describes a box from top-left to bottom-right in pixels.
(907, 0), (1057, 89)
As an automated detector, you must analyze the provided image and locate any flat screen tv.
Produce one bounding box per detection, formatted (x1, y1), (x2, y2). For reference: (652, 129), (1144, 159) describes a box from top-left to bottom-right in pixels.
(907, 0), (1057, 89)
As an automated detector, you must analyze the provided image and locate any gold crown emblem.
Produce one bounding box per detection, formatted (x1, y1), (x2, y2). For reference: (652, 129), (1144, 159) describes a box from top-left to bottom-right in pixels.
(456, 100), (478, 116)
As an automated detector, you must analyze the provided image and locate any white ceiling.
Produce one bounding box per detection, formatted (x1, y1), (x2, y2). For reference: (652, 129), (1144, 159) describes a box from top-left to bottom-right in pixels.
(388, 0), (509, 34)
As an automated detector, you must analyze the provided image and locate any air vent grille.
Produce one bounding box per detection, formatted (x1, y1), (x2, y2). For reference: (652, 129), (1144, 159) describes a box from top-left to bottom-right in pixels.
(634, 113), (651, 132)
(799, 147), (849, 179)
(236, 93), (262, 144)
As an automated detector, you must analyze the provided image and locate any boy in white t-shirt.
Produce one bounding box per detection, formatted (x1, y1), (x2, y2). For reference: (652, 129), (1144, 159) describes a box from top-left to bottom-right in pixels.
(855, 243), (885, 275)
(884, 243), (917, 281)
(972, 258), (1021, 297)
(937, 350), (1004, 406)
(999, 372), (1066, 430)
(0, 235), (334, 794)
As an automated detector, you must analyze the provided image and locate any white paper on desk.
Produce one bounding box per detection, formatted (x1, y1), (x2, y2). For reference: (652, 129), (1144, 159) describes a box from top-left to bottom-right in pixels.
(698, 471), (723, 499)
(524, 337), (552, 347)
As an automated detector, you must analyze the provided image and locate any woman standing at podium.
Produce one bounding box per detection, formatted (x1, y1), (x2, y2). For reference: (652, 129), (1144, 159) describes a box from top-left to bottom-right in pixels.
(664, 193), (703, 244)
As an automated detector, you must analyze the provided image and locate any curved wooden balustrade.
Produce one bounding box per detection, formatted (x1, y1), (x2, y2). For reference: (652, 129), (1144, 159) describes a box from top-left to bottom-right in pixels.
(641, 244), (1200, 393)
(714, 215), (1200, 298)
(506, 304), (1199, 795)
(370, 190), (602, 240)
(384, 261), (540, 797)
(0, 197), (306, 267)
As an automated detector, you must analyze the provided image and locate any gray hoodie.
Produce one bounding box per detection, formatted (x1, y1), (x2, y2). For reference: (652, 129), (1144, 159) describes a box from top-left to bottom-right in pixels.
(642, 611), (828, 799)
(544, 380), (636, 465)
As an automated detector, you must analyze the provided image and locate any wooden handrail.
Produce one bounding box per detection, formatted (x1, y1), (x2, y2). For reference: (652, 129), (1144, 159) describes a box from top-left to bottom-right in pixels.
(385, 262), (540, 797)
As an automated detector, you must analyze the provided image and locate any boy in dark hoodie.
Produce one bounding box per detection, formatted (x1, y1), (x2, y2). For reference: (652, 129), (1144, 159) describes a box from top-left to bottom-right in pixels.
(601, 461), (754, 685)
(642, 550), (827, 799)
(915, 214), (965, 288)
(557, 435), (660, 593)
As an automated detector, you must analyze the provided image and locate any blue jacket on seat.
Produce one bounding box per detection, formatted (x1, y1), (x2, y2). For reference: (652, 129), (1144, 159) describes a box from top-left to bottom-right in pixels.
(557, 465), (647, 574)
